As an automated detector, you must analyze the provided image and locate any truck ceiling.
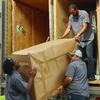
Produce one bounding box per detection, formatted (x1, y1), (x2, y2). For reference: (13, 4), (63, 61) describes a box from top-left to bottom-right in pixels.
(14, 0), (48, 12)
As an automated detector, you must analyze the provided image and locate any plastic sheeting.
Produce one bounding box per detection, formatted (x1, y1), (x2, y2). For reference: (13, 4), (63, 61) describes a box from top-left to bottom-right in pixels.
(12, 38), (76, 100)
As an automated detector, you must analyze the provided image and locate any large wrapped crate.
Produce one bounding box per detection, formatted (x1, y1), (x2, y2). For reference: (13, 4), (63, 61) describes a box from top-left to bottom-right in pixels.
(12, 38), (76, 100)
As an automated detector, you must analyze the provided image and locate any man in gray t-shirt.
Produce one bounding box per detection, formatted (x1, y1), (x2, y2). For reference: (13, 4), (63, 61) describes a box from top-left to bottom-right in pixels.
(3, 58), (37, 100)
(58, 50), (89, 100)
(5, 71), (30, 100)
(61, 4), (95, 80)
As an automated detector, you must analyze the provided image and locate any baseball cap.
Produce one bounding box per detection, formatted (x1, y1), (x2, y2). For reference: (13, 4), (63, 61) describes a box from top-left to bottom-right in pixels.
(3, 58), (15, 75)
(74, 49), (82, 57)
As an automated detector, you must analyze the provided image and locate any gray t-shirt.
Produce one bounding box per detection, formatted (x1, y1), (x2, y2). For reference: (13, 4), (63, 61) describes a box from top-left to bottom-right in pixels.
(68, 10), (94, 47)
(64, 60), (89, 97)
(5, 71), (30, 100)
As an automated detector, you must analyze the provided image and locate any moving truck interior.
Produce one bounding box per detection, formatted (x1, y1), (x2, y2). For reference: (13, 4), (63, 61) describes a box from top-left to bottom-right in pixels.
(0, 0), (100, 99)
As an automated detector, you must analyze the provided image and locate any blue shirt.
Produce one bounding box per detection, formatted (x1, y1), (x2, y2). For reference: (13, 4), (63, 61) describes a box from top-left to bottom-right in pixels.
(64, 60), (89, 97)
(5, 71), (30, 100)
(68, 10), (94, 47)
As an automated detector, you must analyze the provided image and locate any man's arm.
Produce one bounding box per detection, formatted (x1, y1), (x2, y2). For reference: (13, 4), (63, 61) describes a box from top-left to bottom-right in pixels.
(61, 24), (71, 38)
(27, 68), (37, 93)
(58, 76), (73, 93)
(75, 22), (89, 41)
(12, 68), (37, 94)
(58, 63), (75, 93)
(63, 76), (73, 87)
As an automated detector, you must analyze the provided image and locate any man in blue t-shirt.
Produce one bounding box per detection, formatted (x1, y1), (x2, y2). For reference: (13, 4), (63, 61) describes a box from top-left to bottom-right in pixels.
(3, 58), (37, 100)
(61, 4), (95, 80)
(58, 49), (89, 100)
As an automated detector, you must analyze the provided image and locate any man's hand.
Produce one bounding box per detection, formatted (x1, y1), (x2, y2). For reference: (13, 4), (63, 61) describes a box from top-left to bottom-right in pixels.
(27, 68), (37, 93)
(74, 34), (80, 42)
(58, 36), (64, 39)
(29, 68), (37, 78)
(58, 85), (64, 93)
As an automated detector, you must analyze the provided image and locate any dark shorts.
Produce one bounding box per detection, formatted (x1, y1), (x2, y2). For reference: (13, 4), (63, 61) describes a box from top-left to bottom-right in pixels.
(67, 93), (88, 100)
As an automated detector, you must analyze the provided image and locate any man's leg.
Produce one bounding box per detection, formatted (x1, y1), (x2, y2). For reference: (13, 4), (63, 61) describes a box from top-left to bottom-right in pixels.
(86, 42), (96, 80)
(67, 94), (88, 100)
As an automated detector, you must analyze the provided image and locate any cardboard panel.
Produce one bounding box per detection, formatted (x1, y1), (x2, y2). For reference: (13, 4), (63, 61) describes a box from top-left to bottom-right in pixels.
(12, 38), (76, 100)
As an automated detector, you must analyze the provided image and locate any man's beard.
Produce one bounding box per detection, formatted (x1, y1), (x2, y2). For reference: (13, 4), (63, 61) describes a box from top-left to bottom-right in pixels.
(73, 13), (79, 22)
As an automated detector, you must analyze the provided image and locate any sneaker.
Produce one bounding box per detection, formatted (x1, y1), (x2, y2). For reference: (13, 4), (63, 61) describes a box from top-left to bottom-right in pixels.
(88, 74), (96, 81)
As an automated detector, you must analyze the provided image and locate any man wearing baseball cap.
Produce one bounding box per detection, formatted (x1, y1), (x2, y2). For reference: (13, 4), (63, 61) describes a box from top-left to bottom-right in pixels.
(3, 58), (37, 100)
(58, 49), (89, 100)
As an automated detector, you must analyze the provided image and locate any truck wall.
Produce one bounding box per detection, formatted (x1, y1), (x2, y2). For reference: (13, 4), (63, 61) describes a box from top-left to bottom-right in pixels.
(8, 0), (49, 53)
